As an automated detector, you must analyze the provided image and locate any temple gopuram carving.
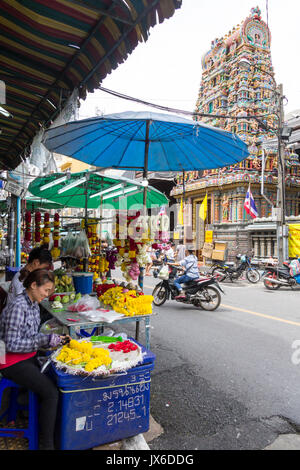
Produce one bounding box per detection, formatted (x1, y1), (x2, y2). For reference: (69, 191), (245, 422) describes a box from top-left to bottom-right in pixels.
(171, 7), (300, 260)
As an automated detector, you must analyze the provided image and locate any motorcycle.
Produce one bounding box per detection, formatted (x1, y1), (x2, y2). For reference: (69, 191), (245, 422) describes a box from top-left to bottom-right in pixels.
(263, 262), (299, 290)
(210, 254), (260, 284)
(152, 264), (224, 311)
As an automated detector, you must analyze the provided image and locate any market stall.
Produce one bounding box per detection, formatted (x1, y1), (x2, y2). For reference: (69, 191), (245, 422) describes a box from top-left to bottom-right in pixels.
(24, 171), (170, 348)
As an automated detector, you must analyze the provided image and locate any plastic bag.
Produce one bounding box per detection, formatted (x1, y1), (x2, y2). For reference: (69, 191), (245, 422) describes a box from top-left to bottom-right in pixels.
(68, 294), (100, 312)
(289, 259), (300, 276)
(40, 318), (68, 335)
(158, 265), (169, 280)
(61, 231), (77, 256)
(68, 230), (91, 259)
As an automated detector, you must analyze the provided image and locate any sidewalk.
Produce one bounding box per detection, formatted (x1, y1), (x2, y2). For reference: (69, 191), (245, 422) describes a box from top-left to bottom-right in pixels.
(0, 414), (163, 450)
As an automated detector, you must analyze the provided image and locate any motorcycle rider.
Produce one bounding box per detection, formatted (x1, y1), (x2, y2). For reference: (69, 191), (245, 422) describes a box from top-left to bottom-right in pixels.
(169, 245), (200, 299)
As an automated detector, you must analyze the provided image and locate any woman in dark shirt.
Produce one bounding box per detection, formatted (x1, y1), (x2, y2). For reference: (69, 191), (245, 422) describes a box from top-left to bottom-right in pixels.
(0, 269), (69, 450)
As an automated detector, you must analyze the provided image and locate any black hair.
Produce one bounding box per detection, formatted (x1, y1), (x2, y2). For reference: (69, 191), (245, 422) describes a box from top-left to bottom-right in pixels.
(19, 247), (52, 282)
(28, 246), (52, 265)
(23, 269), (55, 290)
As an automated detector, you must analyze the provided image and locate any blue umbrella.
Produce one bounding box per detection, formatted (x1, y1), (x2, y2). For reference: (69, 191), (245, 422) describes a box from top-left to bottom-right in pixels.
(43, 111), (249, 173)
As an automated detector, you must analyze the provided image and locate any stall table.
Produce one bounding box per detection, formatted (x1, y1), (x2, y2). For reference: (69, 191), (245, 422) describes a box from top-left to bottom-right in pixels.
(41, 300), (154, 349)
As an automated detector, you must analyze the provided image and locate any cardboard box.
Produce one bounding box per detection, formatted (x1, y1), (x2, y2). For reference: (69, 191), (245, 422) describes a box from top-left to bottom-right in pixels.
(214, 241), (227, 251)
(202, 242), (214, 250)
(202, 248), (213, 258)
(211, 249), (225, 261)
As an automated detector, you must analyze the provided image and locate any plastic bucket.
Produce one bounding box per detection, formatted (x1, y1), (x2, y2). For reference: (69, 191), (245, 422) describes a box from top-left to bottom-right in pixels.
(72, 273), (94, 295)
(5, 266), (21, 281)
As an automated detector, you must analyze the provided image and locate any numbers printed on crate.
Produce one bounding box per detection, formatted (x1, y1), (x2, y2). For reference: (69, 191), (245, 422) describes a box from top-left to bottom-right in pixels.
(117, 395), (145, 410)
(106, 406), (147, 426)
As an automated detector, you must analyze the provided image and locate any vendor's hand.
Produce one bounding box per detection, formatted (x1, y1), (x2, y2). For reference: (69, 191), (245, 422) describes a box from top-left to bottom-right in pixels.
(60, 334), (71, 345)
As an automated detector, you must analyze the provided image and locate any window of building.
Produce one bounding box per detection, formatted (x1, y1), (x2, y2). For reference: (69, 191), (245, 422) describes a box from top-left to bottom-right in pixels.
(209, 101), (214, 113)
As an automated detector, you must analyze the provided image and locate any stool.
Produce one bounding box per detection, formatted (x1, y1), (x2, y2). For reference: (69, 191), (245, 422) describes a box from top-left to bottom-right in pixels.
(0, 377), (39, 450)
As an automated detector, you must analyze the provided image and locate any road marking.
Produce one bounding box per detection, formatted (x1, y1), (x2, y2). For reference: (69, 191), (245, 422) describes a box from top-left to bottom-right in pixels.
(221, 303), (300, 327)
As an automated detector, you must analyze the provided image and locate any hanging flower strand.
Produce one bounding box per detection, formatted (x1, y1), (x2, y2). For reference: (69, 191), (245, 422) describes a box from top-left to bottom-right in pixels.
(34, 211), (41, 246)
(43, 212), (50, 247)
(51, 212), (60, 259)
(24, 211), (31, 243)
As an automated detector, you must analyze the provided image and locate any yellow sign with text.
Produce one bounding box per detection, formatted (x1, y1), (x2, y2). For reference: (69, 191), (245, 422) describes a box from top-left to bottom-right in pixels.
(205, 230), (213, 243)
(288, 224), (300, 258)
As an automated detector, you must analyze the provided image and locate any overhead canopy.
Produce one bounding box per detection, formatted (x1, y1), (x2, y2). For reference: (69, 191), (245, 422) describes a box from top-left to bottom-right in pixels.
(0, 0), (182, 170)
(0, 193), (63, 211)
(43, 111), (250, 171)
(28, 170), (169, 209)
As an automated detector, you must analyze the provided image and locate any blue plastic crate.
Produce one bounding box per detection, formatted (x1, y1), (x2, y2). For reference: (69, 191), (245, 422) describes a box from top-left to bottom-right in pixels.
(50, 343), (155, 450)
(294, 274), (300, 284)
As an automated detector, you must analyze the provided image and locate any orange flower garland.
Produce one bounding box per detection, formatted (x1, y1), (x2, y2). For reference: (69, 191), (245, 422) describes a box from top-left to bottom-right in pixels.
(51, 212), (60, 259)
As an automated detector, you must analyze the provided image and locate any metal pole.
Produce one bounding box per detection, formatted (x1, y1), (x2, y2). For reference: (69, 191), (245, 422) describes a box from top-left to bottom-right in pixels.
(15, 196), (21, 267)
(8, 207), (14, 266)
(139, 120), (151, 291)
(182, 170), (185, 244)
(84, 179), (89, 272)
(142, 119), (150, 210)
(276, 84), (287, 264)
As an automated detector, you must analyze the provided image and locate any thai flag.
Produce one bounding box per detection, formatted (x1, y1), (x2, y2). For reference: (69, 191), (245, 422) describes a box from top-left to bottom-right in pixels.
(244, 185), (258, 219)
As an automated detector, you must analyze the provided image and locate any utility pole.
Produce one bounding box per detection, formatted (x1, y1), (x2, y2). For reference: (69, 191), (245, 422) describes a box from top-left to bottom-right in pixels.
(276, 84), (288, 264)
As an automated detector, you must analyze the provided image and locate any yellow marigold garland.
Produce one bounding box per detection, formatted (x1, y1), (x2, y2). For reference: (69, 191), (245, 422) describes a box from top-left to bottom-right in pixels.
(56, 339), (112, 371)
(99, 286), (154, 316)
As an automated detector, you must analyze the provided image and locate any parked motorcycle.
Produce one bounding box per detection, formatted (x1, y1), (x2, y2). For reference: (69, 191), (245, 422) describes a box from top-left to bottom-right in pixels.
(152, 264), (224, 311)
(263, 262), (298, 290)
(211, 254), (260, 283)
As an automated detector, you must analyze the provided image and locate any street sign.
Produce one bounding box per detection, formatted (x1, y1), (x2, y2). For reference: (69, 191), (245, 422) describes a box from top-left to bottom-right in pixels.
(4, 179), (26, 197)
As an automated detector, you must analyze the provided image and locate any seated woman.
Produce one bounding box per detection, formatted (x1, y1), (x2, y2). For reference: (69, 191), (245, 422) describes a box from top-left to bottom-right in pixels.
(0, 269), (69, 450)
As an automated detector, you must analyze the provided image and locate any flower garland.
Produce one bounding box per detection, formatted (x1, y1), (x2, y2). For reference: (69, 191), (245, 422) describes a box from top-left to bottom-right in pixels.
(99, 286), (153, 316)
(43, 212), (50, 247)
(51, 212), (60, 259)
(24, 210), (31, 242)
(56, 339), (112, 372)
(34, 211), (41, 245)
(113, 212), (153, 282)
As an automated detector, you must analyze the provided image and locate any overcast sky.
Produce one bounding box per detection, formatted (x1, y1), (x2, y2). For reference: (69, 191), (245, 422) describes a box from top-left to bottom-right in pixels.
(79, 0), (300, 119)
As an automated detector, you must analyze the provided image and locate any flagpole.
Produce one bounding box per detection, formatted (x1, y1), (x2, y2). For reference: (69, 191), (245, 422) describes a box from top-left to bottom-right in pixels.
(182, 170), (185, 244)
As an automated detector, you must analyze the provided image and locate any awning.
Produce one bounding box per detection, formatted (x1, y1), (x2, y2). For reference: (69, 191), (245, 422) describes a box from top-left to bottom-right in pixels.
(0, 0), (182, 170)
(28, 170), (169, 209)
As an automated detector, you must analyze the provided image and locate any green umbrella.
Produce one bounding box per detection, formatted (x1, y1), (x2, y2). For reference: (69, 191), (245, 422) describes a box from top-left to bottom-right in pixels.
(0, 194), (64, 211)
(28, 171), (168, 210)
(25, 194), (64, 210)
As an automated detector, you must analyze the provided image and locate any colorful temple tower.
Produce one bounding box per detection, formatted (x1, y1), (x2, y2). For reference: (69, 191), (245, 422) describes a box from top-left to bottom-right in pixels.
(171, 7), (300, 259)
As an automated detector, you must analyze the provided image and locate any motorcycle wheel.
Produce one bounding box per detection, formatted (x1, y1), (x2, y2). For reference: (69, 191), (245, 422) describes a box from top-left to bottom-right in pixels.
(246, 269), (260, 284)
(198, 286), (221, 311)
(211, 267), (227, 282)
(152, 284), (168, 306)
(263, 272), (280, 290)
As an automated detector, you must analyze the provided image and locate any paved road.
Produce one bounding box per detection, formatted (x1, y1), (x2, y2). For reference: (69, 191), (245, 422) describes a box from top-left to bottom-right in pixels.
(112, 271), (300, 450)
